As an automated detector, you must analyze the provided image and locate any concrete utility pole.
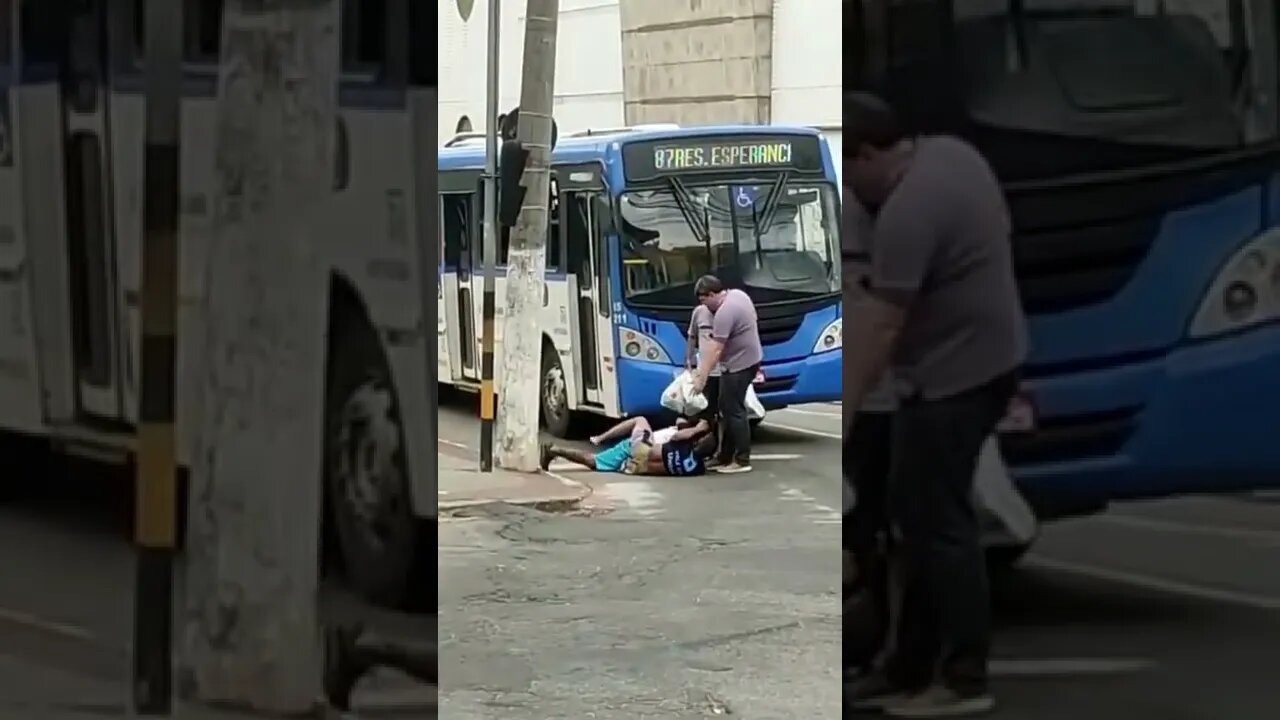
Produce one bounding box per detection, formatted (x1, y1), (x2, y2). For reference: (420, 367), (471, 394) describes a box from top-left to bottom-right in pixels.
(495, 0), (560, 472)
(133, 0), (183, 714)
(180, 0), (340, 714)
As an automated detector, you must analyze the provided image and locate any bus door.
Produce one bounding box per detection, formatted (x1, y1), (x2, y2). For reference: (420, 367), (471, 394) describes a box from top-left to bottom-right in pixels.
(440, 181), (481, 383)
(563, 180), (614, 411)
(60, 0), (123, 420)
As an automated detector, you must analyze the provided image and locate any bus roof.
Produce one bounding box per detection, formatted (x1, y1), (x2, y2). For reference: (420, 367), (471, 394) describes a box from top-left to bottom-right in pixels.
(437, 124), (826, 172)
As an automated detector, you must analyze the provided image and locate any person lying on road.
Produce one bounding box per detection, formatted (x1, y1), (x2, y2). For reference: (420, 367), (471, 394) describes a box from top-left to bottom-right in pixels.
(539, 415), (718, 477)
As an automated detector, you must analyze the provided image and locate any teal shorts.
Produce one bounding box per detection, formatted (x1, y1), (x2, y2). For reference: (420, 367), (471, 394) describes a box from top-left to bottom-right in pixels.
(594, 439), (633, 472)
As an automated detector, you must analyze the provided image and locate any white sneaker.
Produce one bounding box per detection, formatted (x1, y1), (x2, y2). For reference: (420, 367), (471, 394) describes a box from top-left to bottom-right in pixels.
(885, 686), (995, 718)
(716, 462), (752, 474)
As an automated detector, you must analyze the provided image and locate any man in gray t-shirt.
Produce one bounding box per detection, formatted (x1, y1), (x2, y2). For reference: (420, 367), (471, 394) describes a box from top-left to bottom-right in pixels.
(687, 304), (724, 429)
(843, 92), (1026, 717)
(691, 275), (763, 473)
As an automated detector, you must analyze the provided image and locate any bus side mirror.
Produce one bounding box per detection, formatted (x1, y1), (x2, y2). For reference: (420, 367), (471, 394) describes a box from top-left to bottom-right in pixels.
(498, 140), (530, 227)
(593, 196), (614, 236)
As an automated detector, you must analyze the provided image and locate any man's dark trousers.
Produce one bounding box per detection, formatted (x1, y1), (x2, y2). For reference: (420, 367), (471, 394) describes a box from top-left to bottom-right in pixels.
(845, 410), (894, 673)
(883, 371), (1017, 696)
(716, 363), (759, 465)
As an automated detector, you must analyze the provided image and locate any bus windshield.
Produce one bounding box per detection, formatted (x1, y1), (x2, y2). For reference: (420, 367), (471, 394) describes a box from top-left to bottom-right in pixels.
(861, 0), (1280, 178)
(618, 180), (841, 306)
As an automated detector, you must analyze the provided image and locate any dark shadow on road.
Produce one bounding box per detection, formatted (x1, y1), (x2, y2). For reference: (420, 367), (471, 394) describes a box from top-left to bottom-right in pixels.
(991, 564), (1199, 630)
(0, 435), (133, 542)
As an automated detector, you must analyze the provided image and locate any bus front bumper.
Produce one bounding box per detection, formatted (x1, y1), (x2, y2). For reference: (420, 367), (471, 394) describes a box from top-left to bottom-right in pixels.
(616, 350), (842, 417)
(1010, 322), (1280, 516)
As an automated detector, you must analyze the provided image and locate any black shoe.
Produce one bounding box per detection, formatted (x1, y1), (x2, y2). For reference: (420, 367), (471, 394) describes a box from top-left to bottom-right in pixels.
(323, 625), (369, 712)
(539, 443), (553, 471)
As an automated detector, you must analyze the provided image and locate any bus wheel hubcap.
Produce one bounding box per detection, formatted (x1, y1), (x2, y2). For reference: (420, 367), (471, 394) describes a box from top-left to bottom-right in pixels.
(543, 365), (567, 420)
(333, 381), (404, 551)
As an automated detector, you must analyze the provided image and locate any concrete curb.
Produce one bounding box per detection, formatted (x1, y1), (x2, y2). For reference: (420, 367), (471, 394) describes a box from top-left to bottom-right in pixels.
(437, 469), (593, 512)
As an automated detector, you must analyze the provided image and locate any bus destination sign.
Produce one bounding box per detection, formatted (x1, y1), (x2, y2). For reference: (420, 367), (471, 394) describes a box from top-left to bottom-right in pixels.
(623, 134), (824, 182)
(654, 140), (794, 172)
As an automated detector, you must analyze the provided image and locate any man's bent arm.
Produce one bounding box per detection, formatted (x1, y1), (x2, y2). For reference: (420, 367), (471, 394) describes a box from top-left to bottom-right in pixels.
(696, 339), (724, 384)
(844, 292), (906, 416)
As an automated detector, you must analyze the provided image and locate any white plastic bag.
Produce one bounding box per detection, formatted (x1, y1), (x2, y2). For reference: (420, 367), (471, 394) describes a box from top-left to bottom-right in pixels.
(661, 370), (709, 416)
(972, 436), (1038, 545)
(745, 384), (766, 420)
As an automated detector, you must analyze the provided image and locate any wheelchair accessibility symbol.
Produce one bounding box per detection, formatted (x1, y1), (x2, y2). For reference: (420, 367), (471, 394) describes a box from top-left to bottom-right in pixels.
(734, 186), (757, 209)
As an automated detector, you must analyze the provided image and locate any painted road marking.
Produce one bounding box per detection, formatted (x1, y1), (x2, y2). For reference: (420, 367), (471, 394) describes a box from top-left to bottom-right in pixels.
(751, 453), (803, 461)
(1097, 513), (1280, 547)
(440, 438), (469, 450)
(603, 480), (666, 517)
(1027, 556), (1280, 612)
(779, 486), (842, 525)
(774, 406), (842, 418)
(549, 460), (591, 472)
(762, 421), (841, 440)
(0, 606), (98, 643)
(989, 657), (1156, 678)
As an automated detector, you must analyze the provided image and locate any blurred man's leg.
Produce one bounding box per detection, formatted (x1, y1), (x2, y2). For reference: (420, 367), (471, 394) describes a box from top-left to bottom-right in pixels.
(845, 411), (894, 676)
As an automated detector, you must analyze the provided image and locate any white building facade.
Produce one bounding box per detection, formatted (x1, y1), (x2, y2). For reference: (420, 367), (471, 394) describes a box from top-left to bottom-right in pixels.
(438, 0), (841, 180)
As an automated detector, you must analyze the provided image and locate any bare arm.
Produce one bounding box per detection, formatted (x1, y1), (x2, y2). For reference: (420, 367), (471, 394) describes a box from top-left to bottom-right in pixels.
(844, 190), (939, 423)
(670, 419), (711, 442)
(694, 339), (725, 387)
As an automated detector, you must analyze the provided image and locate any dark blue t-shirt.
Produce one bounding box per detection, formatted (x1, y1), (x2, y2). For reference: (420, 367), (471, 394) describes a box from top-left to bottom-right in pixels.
(663, 441), (706, 476)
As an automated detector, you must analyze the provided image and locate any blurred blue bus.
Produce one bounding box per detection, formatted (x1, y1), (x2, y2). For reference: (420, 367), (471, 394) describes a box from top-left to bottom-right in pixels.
(438, 124), (843, 436)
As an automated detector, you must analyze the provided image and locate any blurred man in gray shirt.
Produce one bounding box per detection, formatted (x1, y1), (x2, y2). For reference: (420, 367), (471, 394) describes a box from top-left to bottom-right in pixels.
(843, 93), (1027, 718)
(843, 178), (900, 681)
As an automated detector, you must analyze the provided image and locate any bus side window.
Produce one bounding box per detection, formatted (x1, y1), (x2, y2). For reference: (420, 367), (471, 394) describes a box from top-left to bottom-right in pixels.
(342, 0), (392, 77)
(406, 0), (433, 86)
(441, 193), (470, 271)
(20, 0), (64, 68)
(593, 196), (611, 318)
(566, 195), (591, 290)
(547, 179), (563, 272)
(0, 0), (11, 68)
(184, 0), (224, 63)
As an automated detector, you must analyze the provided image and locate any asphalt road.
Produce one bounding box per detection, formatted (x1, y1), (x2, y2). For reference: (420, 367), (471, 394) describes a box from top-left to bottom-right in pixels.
(0, 443), (435, 717)
(4, 398), (1280, 718)
(436, 396), (845, 719)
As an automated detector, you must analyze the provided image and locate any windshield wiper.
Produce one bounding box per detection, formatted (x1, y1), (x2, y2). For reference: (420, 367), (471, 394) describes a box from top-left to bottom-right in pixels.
(752, 172), (789, 238)
(667, 177), (711, 245)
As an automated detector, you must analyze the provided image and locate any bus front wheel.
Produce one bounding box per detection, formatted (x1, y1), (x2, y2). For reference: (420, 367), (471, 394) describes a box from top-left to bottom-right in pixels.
(540, 348), (574, 438)
(325, 320), (429, 610)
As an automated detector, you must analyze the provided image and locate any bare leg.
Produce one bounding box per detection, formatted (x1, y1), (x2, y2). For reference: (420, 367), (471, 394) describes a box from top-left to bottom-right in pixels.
(591, 416), (644, 446)
(547, 445), (597, 470)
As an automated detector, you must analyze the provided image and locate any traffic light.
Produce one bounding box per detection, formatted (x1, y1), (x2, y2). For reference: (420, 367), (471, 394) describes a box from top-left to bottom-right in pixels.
(498, 140), (529, 228)
(499, 107), (559, 148)
(496, 107), (558, 227)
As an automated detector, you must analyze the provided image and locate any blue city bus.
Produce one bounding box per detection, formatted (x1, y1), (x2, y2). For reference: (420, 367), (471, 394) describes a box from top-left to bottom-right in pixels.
(438, 125), (843, 436)
(849, 0), (1280, 525)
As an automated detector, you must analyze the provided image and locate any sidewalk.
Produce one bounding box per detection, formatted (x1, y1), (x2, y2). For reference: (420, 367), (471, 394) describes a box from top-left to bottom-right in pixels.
(0, 652), (433, 719)
(438, 444), (591, 511)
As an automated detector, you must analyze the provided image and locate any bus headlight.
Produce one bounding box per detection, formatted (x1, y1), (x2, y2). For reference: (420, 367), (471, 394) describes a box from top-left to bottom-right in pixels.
(813, 318), (842, 353)
(619, 327), (672, 364)
(1189, 228), (1280, 339)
